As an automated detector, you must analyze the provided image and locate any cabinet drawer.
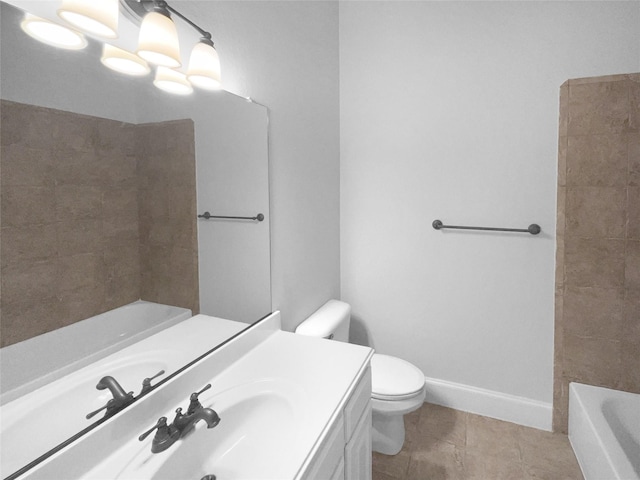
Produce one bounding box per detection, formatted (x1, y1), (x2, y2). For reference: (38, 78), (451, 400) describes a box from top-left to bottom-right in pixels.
(343, 366), (371, 443)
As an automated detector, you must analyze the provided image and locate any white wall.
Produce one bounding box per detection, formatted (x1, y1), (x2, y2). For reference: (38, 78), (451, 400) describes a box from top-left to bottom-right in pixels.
(176, 1), (341, 331)
(340, 1), (640, 426)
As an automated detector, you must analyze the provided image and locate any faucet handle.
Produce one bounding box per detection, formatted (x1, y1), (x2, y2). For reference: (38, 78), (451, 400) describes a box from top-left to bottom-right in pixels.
(139, 416), (181, 453)
(86, 399), (114, 419)
(139, 417), (168, 442)
(187, 384), (211, 414)
(139, 369), (166, 395)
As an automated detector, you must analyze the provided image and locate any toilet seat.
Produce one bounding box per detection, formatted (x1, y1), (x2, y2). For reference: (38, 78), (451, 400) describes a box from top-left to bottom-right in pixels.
(371, 354), (425, 401)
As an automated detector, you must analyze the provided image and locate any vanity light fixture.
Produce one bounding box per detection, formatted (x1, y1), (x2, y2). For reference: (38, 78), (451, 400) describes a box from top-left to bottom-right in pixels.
(124, 0), (223, 92)
(57, 0), (119, 39)
(187, 37), (221, 90)
(153, 66), (193, 95)
(20, 0), (223, 95)
(21, 13), (88, 50)
(136, 5), (181, 68)
(101, 44), (151, 76)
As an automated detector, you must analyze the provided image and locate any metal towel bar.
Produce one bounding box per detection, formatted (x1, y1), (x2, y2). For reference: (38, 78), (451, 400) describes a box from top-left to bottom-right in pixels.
(432, 219), (541, 235)
(198, 211), (264, 222)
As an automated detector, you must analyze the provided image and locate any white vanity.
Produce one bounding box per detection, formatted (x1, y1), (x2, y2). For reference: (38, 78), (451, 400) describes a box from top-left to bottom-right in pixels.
(7, 312), (373, 480)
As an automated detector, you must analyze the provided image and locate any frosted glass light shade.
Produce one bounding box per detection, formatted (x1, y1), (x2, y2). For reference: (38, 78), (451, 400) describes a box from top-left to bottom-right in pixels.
(154, 67), (193, 95)
(137, 12), (181, 68)
(101, 44), (150, 76)
(58, 0), (118, 38)
(21, 13), (87, 50)
(187, 42), (222, 90)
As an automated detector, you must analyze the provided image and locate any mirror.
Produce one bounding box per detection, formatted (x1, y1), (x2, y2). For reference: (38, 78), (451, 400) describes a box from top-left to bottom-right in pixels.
(0, 1), (271, 476)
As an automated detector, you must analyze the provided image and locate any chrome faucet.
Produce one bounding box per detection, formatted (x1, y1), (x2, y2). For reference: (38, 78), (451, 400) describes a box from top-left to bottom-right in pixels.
(139, 384), (221, 453)
(86, 376), (135, 419)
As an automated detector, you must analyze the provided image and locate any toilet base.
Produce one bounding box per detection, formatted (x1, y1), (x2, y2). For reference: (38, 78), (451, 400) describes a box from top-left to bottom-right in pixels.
(372, 410), (405, 455)
(371, 388), (425, 455)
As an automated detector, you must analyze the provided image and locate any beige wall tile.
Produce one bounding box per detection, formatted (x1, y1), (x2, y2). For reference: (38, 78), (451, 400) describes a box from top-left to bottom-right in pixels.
(623, 290), (640, 339)
(0, 296), (64, 347)
(55, 185), (102, 221)
(1, 144), (55, 187)
(566, 134), (628, 186)
(620, 339), (640, 392)
(628, 187), (640, 239)
(1, 185), (56, 227)
(57, 253), (105, 294)
(56, 219), (103, 256)
(563, 286), (625, 339)
(630, 78), (640, 132)
(1, 224), (58, 268)
(1, 260), (58, 306)
(562, 334), (622, 388)
(567, 81), (630, 136)
(625, 240), (640, 289)
(557, 137), (567, 187)
(1, 103), (198, 347)
(565, 187), (626, 238)
(564, 237), (625, 288)
(630, 133), (640, 187)
(0, 101), (54, 149)
(105, 273), (140, 311)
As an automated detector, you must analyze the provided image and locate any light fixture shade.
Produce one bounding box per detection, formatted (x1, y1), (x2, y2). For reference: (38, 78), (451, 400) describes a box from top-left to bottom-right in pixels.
(58, 0), (118, 38)
(101, 44), (150, 76)
(21, 13), (87, 50)
(187, 42), (222, 90)
(153, 67), (193, 95)
(137, 11), (181, 68)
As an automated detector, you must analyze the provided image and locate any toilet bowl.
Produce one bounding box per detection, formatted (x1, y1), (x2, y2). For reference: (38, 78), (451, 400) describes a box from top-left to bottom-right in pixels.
(295, 300), (426, 455)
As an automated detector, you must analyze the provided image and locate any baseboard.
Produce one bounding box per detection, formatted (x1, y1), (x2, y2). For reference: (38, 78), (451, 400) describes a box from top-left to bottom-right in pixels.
(423, 376), (553, 431)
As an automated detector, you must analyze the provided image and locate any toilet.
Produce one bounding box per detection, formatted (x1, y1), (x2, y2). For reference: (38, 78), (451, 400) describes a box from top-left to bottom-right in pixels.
(295, 299), (426, 455)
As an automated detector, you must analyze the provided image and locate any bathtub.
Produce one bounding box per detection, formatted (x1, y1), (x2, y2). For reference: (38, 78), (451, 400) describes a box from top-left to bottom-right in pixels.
(0, 300), (192, 403)
(569, 383), (640, 480)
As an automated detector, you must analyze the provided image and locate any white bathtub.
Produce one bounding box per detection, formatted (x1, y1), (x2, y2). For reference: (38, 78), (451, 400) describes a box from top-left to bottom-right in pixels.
(0, 300), (192, 403)
(569, 383), (640, 480)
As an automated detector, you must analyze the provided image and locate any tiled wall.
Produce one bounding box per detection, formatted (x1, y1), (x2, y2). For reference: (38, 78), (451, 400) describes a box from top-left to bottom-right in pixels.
(0, 100), (197, 347)
(553, 73), (640, 432)
(137, 120), (199, 315)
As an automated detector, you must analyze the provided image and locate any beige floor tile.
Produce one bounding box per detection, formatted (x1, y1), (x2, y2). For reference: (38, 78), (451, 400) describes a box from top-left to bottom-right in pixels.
(463, 452), (526, 480)
(466, 413), (522, 462)
(373, 450), (411, 479)
(407, 440), (465, 480)
(413, 403), (467, 448)
(518, 427), (583, 477)
(373, 469), (401, 480)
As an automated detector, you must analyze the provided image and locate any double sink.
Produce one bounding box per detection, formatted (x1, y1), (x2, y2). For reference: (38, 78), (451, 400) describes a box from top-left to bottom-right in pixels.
(10, 312), (372, 480)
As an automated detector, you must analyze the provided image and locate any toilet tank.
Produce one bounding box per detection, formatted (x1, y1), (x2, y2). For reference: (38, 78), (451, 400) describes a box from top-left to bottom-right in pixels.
(295, 300), (351, 342)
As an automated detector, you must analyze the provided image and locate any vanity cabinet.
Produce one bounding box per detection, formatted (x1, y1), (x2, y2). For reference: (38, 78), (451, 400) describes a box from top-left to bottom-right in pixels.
(302, 367), (372, 480)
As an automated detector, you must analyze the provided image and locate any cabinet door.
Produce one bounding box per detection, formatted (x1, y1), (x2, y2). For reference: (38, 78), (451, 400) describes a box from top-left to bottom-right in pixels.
(345, 404), (372, 480)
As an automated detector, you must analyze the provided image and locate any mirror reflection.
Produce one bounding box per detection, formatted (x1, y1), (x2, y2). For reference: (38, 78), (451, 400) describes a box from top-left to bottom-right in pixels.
(0, 1), (271, 476)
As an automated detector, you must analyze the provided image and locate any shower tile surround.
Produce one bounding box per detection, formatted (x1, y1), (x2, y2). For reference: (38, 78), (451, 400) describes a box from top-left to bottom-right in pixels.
(554, 73), (640, 432)
(0, 100), (198, 347)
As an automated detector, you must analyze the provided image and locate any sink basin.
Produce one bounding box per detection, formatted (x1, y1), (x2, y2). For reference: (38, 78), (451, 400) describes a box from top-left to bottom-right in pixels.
(0, 352), (171, 476)
(86, 379), (308, 480)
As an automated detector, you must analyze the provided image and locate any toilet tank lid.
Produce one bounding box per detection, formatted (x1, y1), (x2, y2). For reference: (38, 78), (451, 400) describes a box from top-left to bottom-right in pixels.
(295, 300), (350, 338)
(371, 354), (425, 397)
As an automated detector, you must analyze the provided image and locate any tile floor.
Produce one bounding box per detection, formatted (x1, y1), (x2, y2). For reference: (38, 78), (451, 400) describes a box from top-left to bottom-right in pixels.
(373, 402), (584, 480)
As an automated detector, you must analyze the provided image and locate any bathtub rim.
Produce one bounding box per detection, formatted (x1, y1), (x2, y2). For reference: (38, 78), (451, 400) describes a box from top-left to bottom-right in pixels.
(568, 382), (639, 480)
(0, 300), (192, 404)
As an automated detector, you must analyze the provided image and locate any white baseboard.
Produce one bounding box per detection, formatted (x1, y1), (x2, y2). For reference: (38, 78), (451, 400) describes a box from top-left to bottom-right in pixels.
(423, 376), (553, 431)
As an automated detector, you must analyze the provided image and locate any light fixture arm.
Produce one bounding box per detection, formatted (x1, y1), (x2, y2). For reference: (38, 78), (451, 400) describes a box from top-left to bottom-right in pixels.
(163, 3), (214, 46)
